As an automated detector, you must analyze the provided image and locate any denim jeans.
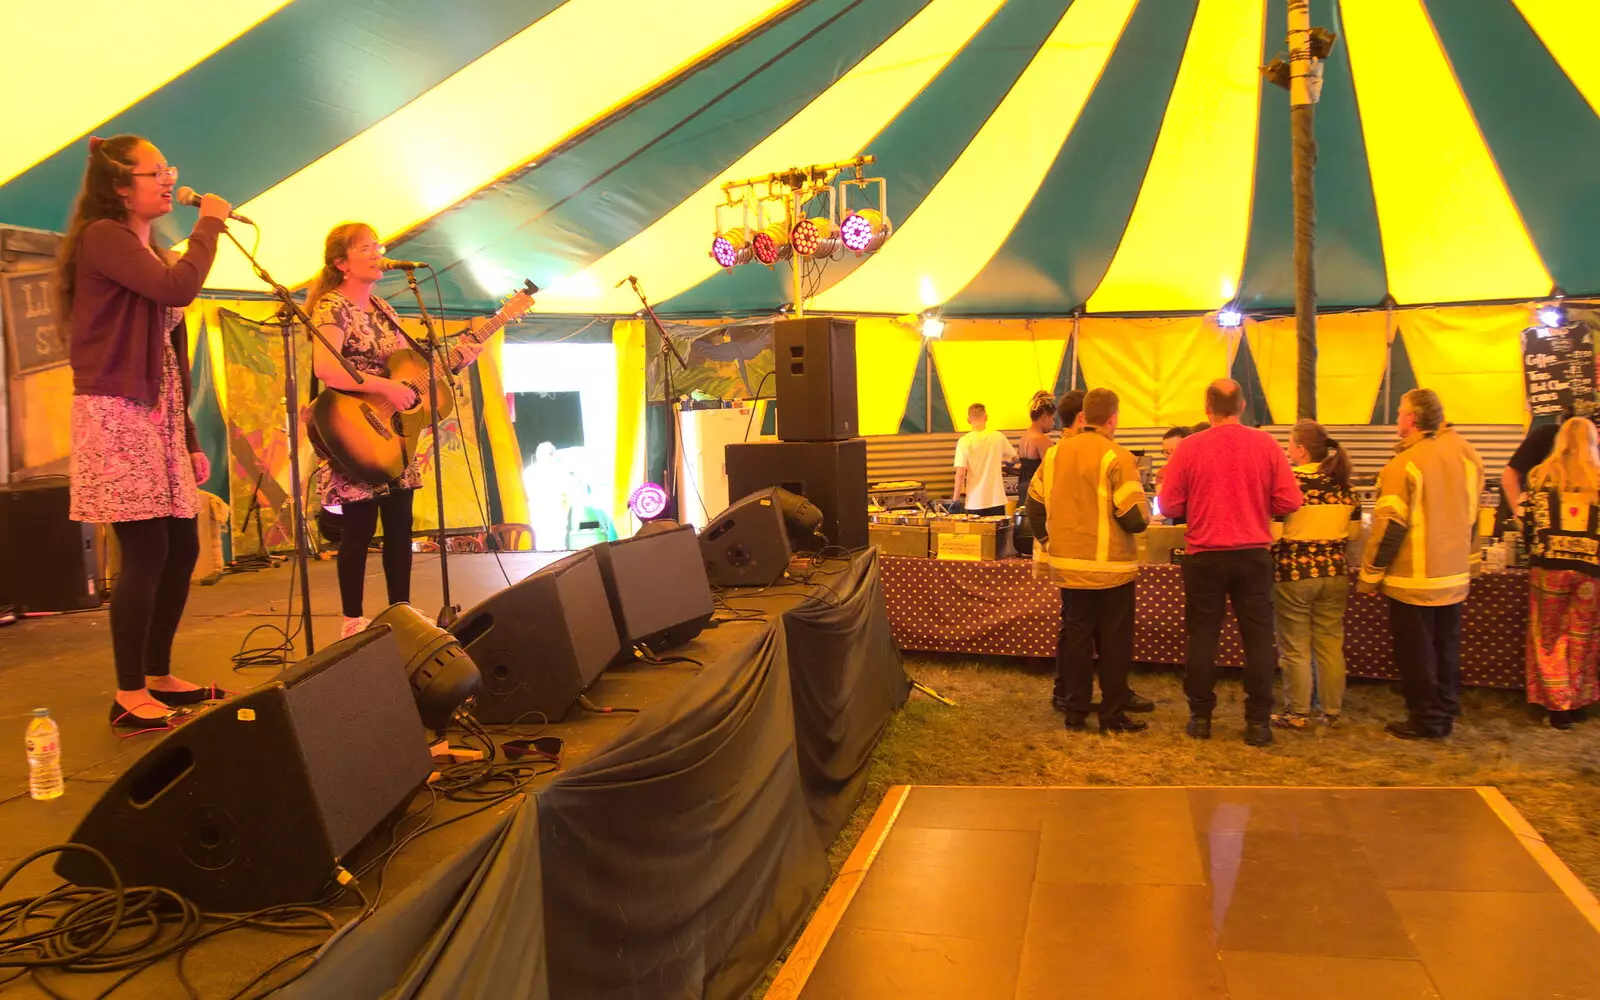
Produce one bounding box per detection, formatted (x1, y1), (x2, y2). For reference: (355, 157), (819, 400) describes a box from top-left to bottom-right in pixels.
(1273, 575), (1349, 716)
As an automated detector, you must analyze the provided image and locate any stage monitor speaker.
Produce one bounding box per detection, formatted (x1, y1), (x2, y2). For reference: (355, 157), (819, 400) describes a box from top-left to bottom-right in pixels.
(0, 479), (99, 612)
(701, 489), (793, 587)
(774, 317), (857, 442)
(56, 628), (431, 912)
(448, 548), (619, 724)
(725, 438), (869, 550)
(591, 524), (714, 652)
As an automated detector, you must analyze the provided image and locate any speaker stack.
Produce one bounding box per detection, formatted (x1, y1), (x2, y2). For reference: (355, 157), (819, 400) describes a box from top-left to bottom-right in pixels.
(0, 479), (100, 612)
(58, 628), (432, 911)
(726, 318), (868, 551)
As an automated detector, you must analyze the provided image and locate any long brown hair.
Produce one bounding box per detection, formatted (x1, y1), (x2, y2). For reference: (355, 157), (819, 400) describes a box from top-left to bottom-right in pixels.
(55, 134), (153, 321)
(1529, 418), (1600, 495)
(304, 222), (376, 317)
(1292, 419), (1352, 487)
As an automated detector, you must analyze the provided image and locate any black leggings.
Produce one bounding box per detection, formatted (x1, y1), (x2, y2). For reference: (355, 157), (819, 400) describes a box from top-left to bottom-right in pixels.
(110, 517), (200, 692)
(337, 490), (415, 619)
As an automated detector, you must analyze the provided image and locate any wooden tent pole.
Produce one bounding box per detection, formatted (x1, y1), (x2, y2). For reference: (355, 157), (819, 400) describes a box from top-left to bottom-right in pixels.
(1290, 0), (1318, 419)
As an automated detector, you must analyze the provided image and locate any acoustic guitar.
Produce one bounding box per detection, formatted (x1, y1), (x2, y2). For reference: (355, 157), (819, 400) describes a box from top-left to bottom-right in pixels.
(309, 280), (537, 487)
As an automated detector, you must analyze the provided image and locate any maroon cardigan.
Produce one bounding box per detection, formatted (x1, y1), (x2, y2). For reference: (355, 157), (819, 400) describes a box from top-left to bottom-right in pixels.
(69, 216), (225, 453)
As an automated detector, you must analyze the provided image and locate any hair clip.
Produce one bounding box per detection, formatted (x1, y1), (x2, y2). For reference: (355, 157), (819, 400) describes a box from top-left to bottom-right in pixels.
(87, 136), (105, 155)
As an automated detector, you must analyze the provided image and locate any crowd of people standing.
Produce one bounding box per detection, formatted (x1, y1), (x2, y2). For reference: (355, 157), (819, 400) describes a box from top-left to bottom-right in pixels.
(981, 378), (1600, 744)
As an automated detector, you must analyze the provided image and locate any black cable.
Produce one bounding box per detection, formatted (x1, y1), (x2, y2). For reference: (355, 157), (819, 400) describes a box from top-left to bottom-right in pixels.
(742, 370), (775, 442)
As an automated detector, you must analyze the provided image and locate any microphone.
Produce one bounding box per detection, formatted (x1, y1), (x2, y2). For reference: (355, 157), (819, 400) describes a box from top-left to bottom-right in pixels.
(380, 258), (431, 271)
(615, 275), (636, 288)
(174, 186), (254, 225)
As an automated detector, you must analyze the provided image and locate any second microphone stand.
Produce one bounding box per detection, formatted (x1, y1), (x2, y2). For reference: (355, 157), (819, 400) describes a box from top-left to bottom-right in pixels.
(224, 229), (367, 656)
(397, 266), (461, 627)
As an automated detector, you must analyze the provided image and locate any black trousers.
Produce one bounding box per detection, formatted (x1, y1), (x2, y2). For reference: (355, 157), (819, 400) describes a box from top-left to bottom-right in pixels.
(337, 489), (415, 619)
(110, 517), (199, 691)
(1387, 599), (1462, 734)
(967, 504), (1007, 517)
(1056, 584), (1135, 723)
(1182, 549), (1278, 724)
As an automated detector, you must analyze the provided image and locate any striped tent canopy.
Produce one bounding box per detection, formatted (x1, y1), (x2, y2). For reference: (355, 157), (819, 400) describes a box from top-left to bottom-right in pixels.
(4, 0), (1597, 321)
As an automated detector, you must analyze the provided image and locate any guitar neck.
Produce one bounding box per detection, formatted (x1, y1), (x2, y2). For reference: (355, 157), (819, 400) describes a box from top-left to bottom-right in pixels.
(429, 304), (518, 375)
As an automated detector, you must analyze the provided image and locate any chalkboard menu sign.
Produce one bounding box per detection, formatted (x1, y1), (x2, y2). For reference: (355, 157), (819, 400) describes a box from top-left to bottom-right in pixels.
(1522, 322), (1596, 419)
(1, 269), (67, 377)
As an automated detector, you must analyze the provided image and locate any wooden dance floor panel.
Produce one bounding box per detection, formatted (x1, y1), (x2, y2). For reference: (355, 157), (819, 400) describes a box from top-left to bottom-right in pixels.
(775, 786), (1600, 1000)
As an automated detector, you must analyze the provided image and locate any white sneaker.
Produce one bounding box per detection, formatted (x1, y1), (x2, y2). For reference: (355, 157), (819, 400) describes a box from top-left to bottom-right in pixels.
(341, 616), (371, 639)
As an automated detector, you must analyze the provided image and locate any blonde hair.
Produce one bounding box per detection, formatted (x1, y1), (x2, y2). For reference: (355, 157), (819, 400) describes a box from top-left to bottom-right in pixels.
(304, 222), (376, 318)
(1529, 418), (1600, 495)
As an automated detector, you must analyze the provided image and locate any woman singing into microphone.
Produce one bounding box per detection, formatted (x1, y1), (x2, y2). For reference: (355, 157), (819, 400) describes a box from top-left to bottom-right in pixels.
(58, 135), (233, 730)
(305, 224), (484, 637)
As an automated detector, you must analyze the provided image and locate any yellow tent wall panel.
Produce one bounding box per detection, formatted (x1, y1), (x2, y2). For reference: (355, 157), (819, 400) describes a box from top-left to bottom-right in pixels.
(1397, 305), (1529, 426)
(854, 318), (925, 436)
(927, 320), (1071, 430)
(1247, 311), (1391, 425)
(1075, 316), (1230, 427)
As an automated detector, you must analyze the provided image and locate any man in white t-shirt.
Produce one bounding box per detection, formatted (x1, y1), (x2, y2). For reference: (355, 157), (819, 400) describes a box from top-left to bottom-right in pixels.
(953, 403), (1018, 516)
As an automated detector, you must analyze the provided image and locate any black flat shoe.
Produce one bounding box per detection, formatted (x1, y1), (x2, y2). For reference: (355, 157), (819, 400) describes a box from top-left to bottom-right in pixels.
(1386, 720), (1447, 741)
(1186, 716), (1212, 740)
(109, 703), (173, 731)
(1124, 691), (1155, 713)
(149, 682), (232, 707)
(1100, 716), (1149, 734)
(1063, 716), (1089, 732)
(1244, 722), (1274, 747)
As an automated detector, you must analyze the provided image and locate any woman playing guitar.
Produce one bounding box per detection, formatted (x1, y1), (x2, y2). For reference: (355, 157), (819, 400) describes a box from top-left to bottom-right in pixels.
(304, 223), (485, 638)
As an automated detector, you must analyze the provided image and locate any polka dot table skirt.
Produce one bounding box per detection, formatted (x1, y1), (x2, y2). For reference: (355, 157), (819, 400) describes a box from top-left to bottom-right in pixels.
(880, 556), (1527, 690)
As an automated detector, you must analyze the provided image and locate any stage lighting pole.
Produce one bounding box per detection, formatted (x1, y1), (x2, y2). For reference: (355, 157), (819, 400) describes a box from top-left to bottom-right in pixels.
(224, 229), (367, 656)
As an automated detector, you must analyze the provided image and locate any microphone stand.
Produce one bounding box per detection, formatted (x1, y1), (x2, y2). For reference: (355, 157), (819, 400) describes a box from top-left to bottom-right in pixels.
(620, 276), (687, 522)
(397, 266), (460, 628)
(223, 229), (366, 656)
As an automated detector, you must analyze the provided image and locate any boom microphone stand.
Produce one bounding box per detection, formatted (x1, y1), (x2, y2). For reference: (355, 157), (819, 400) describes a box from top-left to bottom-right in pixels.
(395, 265), (461, 628)
(619, 275), (688, 521)
(224, 230), (366, 656)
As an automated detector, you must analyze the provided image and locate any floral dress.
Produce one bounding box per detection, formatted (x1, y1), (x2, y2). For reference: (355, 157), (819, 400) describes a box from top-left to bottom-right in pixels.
(311, 289), (423, 507)
(70, 307), (199, 523)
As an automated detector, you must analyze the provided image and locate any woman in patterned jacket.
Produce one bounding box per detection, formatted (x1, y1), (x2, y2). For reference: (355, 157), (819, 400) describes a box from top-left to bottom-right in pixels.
(1271, 420), (1360, 728)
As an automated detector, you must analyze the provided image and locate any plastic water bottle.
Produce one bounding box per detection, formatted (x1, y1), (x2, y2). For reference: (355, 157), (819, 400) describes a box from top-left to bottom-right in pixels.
(26, 708), (63, 801)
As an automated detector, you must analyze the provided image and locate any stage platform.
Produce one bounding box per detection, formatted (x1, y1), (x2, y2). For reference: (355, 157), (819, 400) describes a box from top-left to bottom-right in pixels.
(0, 549), (907, 999)
(771, 786), (1600, 1000)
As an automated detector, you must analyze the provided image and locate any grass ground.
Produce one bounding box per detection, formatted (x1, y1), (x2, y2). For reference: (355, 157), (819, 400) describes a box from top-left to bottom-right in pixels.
(756, 655), (1600, 996)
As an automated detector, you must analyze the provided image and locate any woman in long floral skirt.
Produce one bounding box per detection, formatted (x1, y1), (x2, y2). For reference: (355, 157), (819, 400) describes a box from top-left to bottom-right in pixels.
(1520, 417), (1600, 729)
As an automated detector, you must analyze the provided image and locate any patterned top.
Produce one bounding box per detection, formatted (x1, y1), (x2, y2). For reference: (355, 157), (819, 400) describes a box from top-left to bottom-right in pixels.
(70, 307), (200, 523)
(311, 288), (423, 505)
(1272, 464), (1360, 582)
(1520, 487), (1600, 577)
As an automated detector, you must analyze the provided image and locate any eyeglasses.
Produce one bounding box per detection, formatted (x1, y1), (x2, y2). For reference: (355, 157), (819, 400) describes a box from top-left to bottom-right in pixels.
(130, 165), (178, 182)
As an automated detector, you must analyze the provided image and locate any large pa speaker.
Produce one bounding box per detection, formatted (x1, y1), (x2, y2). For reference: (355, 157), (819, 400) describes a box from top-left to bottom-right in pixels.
(591, 524), (714, 652)
(448, 548), (620, 724)
(774, 317), (857, 442)
(725, 438), (869, 550)
(701, 489), (793, 587)
(56, 628), (431, 911)
(0, 479), (99, 612)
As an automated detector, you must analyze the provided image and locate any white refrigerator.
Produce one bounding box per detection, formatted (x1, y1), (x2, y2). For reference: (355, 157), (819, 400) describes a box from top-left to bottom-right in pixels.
(677, 403), (773, 530)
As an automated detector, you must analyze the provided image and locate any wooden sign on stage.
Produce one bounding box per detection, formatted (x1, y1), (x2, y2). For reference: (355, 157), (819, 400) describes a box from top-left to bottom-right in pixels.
(1, 268), (67, 377)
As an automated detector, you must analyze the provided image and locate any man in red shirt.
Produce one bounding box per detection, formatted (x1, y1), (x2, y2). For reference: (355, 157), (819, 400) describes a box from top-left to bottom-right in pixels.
(1158, 380), (1303, 746)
